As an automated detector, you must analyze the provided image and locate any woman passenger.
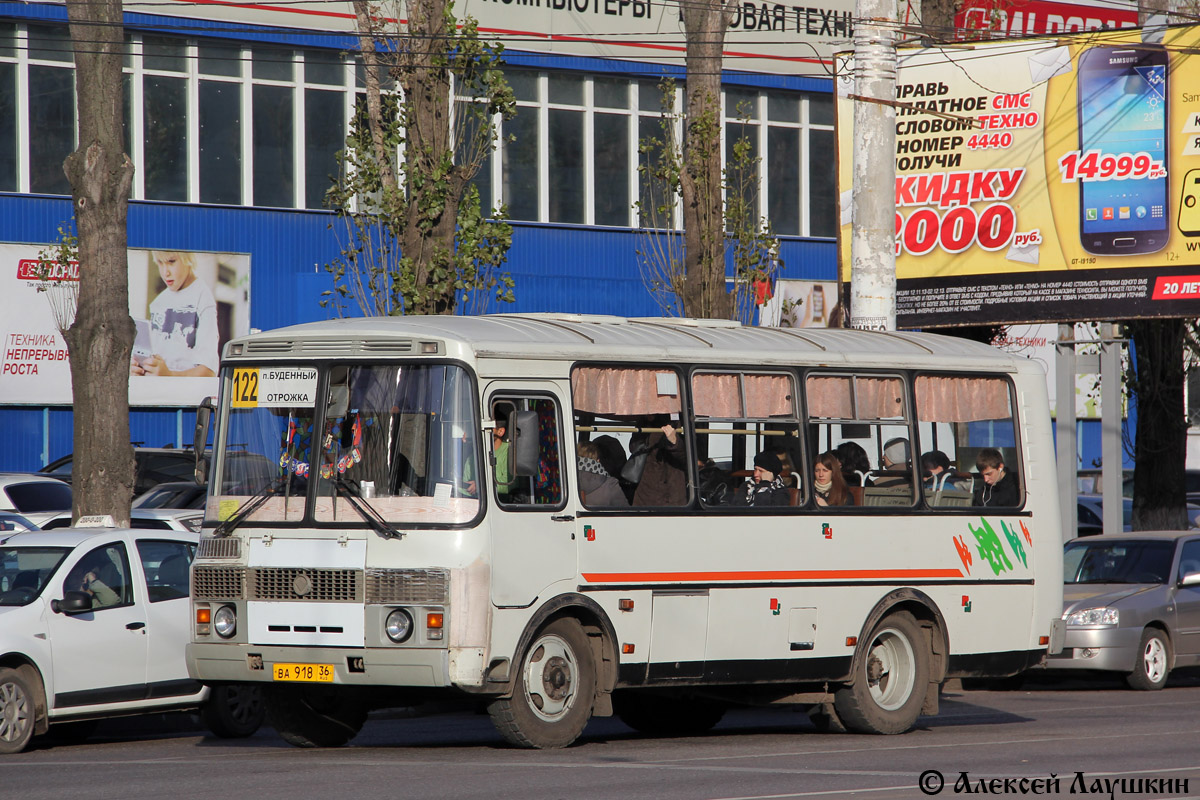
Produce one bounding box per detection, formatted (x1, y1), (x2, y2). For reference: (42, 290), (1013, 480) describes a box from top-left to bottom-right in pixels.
(814, 451), (855, 507)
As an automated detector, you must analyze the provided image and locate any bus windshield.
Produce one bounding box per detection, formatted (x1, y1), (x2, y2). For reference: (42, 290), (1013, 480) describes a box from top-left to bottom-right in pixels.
(210, 363), (481, 527)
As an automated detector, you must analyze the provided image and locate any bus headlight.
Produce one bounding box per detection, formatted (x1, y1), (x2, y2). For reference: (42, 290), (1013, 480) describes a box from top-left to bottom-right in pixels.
(385, 609), (414, 643)
(213, 605), (237, 638)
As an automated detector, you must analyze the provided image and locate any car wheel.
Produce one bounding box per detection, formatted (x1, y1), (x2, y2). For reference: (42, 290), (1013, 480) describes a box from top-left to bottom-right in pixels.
(833, 611), (930, 735)
(202, 684), (266, 738)
(265, 685), (367, 748)
(1126, 628), (1171, 691)
(488, 618), (596, 748)
(0, 668), (36, 755)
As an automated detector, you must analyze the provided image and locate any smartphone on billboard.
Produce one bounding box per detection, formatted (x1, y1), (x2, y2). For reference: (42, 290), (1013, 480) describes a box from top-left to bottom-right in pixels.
(1076, 45), (1168, 256)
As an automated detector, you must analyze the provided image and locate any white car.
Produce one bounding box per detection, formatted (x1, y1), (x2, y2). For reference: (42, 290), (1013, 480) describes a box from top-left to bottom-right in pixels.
(39, 508), (204, 534)
(0, 474), (72, 528)
(0, 526), (263, 753)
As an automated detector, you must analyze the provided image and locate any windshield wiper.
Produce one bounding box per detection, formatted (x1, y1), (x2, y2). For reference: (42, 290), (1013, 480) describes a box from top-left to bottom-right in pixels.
(212, 473), (291, 538)
(333, 475), (404, 540)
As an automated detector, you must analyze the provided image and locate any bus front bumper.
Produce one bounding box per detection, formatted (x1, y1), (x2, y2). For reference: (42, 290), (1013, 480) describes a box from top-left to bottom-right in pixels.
(187, 641), (452, 688)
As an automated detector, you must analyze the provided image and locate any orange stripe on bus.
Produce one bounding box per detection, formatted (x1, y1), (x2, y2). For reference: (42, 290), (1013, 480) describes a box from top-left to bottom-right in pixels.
(582, 568), (965, 583)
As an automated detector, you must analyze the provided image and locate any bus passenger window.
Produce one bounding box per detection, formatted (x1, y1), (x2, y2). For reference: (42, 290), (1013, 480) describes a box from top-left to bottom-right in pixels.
(571, 366), (688, 508)
(914, 375), (1022, 509)
(805, 374), (915, 508)
(692, 371), (802, 509)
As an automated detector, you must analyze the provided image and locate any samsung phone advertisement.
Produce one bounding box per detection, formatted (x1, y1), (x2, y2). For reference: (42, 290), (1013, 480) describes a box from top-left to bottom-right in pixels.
(0, 244), (250, 406)
(835, 25), (1200, 327)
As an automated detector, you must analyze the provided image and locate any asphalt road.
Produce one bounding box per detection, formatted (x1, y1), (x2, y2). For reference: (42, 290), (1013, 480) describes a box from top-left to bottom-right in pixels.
(7, 674), (1200, 800)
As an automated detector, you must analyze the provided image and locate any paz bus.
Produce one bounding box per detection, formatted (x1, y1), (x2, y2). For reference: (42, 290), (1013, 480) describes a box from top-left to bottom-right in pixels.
(186, 314), (1064, 748)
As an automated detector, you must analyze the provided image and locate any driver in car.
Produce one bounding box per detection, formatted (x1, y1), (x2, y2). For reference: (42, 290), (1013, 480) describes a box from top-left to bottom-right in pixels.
(69, 555), (120, 608)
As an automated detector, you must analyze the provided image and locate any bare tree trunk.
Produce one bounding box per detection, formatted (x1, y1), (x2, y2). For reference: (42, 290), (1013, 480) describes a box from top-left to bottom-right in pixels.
(1128, 319), (1189, 530)
(916, 0), (961, 41)
(353, 0), (398, 192)
(400, 0), (461, 315)
(63, 0), (136, 525)
(679, 0), (732, 320)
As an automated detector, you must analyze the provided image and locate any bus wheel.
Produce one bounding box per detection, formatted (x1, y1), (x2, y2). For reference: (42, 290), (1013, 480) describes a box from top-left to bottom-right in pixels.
(0, 668), (36, 754)
(264, 685), (367, 748)
(488, 618), (596, 748)
(833, 611), (929, 735)
(614, 692), (725, 737)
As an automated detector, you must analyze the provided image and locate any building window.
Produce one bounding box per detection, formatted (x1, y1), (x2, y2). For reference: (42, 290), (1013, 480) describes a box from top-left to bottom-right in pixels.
(28, 64), (74, 196)
(0, 61), (16, 191)
(199, 81), (242, 205)
(253, 84), (294, 208)
(143, 75), (188, 202)
(503, 73), (540, 222)
(0, 21), (834, 236)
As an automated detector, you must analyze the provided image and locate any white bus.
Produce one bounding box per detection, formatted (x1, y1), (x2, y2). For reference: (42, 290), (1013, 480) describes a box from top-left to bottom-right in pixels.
(186, 314), (1064, 748)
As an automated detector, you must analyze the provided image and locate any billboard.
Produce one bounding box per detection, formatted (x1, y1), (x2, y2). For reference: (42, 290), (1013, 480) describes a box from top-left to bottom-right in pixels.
(955, 0), (1136, 39)
(132, 0), (854, 75)
(0, 245), (250, 406)
(759, 279), (841, 327)
(835, 25), (1200, 328)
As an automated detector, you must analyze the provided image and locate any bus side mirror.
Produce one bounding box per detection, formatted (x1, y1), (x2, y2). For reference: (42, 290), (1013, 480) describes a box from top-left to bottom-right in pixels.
(510, 410), (539, 477)
(193, 397), (214, 485)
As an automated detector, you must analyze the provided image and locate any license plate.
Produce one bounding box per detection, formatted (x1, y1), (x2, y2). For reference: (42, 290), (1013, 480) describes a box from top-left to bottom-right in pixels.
(272, 662), (334, 682)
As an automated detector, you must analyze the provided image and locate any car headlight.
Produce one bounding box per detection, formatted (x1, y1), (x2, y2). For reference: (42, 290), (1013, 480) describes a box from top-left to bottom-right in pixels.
(385, 608), (413, 643)
(1064, 607), (1119, 626)
(213, 605), (237, 638)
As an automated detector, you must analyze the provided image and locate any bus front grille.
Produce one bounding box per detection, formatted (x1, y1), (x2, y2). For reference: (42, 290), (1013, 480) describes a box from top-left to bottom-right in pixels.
(194, 566), (246, 599)
(197, 537), (242, 559)
(252, 568), (362, 601)
(365, 568), (449, 604)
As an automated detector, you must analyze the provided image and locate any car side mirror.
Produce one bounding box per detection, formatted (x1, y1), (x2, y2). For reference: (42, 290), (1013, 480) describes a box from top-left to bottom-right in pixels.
(51, 590), (93, 615)
(510, 410), (540, 478)
(1180, 571), (1200, 587)
(193, 397), (215, 484)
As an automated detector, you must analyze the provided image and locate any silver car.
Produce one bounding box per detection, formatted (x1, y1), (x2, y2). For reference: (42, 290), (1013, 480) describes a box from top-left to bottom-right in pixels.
(1047, 531), (1200, 689)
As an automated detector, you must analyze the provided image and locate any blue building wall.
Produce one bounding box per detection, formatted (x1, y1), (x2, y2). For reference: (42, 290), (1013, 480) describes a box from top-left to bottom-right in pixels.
(0, 194), (838, 470)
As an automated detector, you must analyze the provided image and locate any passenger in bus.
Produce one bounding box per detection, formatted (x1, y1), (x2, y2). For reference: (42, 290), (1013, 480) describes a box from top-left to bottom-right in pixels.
(465, 402), (514, 499)
(813, 451), (855, 507)
(592, 434), (635, 503)
(733, 451), (790, 507)
(576, 441), (628, 507)
(630, 416), (688, 507)
(920, 450), (952, 489)
(973, 448), (1019, 507)
(872, 438), (911, 487)
(834, 441), (871, 487)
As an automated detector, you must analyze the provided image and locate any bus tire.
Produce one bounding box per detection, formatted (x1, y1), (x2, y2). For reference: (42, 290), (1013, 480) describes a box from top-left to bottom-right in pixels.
(1126, 628), (1170, 691)
(833, 611), (929, 735)
(264, 685), (367, 748)
(202, 684), (266, 738)
(613, 692), (725, 737)
(488, 618), (595, 748)
(0, 667), (36, 754)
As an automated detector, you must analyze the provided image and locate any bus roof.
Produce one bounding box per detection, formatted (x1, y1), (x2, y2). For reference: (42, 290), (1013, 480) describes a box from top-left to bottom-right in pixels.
(228, 313), (1033, 372)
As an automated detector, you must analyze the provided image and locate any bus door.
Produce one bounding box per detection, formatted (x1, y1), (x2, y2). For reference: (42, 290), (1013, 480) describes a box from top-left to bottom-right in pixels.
(484, 384), (577, 607)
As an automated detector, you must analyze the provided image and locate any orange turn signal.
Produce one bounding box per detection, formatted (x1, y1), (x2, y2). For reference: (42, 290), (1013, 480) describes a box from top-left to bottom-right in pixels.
(196, 607), (212, 624)
(427, 612), (444, 629)
(622, 643), (635, 654)
(845, 636), (857, 647)
(1039, 635), (1049, 646)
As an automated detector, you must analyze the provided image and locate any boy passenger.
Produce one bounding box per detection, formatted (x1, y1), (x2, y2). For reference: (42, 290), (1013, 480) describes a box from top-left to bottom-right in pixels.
(974, 448), (1019, 507)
